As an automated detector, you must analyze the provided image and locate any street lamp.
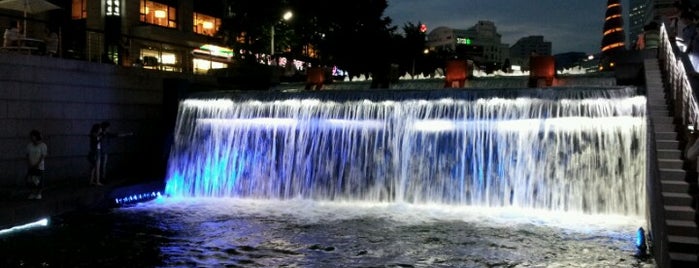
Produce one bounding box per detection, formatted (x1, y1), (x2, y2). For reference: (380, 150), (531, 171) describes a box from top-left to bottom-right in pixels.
(271, 10), (293, 56)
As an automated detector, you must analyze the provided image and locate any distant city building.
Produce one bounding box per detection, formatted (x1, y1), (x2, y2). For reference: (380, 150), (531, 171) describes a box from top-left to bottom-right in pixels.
(426, 21), (509, 69)
(554, 52), (587, 70)
(509, 35), (552, 70)
(629, 0), (653, 47)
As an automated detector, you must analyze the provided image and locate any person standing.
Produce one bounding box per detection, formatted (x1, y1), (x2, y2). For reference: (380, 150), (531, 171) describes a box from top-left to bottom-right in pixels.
(3, 21), (21, 47)
(99, 121), (132, 183)
(26, 130), (47, 200)
(88, 124), (103, 186)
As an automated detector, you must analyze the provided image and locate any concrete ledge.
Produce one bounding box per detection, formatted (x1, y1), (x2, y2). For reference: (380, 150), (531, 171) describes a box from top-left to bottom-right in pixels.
(0, 179), (164, 230)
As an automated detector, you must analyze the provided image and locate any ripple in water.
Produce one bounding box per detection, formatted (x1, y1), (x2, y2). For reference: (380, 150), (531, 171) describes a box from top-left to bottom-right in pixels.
(1, 198), (652, 267)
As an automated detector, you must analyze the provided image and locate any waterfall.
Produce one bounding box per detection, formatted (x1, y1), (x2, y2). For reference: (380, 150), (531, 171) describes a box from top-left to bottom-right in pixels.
(165, 87), (647, 216)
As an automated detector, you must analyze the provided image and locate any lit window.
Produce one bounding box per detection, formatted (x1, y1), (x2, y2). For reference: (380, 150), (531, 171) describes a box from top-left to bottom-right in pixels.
(193, 12), (221, 36)
(140, 48), (180, 72)
(140, 0), (177, 28)
(72, 0), (87, 20)
(106, 0), (120, 16)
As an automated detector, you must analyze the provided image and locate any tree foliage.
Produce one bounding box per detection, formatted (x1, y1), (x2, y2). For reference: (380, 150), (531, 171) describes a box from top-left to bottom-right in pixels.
(220, 0), (436, 78)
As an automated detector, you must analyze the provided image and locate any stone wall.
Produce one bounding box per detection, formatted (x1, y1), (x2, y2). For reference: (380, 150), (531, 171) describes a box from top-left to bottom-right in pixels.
(0, 53), (215, 186)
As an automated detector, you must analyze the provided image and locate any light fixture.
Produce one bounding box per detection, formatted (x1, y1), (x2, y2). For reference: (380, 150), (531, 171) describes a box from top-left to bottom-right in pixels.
(115, 191), (162, 205)
(0, 218), (49, 236)
(154, 10), (167, 19)
(203, 21), (214, 29)
(283, 10), (293, 21)
(634, 227), (647, 257)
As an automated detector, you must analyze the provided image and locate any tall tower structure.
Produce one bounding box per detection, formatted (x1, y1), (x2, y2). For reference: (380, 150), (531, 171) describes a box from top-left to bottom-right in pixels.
(601, 0), (626, 71)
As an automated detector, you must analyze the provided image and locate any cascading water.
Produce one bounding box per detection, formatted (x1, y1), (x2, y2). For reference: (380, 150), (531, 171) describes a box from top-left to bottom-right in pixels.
(165, 87), (647, 216)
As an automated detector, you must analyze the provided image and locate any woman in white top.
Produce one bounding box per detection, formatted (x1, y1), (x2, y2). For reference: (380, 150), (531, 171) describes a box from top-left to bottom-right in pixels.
(26, 129), (48, 200)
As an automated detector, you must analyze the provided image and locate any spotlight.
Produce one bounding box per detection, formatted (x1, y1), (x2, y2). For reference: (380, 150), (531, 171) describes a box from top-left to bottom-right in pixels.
(635, 227), (647, 258)
(114, 191), (162, 206)
(0, 218), (49, 236)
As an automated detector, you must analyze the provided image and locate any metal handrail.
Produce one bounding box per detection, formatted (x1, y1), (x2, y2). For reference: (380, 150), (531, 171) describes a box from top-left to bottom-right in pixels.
(659, 24), (699, 131)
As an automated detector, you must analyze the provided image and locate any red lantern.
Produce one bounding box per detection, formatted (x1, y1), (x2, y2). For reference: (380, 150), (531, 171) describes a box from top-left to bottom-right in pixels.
(305, 67), (325, 90)
(444, 59), (468, 88)
(528, 56), (556, 87)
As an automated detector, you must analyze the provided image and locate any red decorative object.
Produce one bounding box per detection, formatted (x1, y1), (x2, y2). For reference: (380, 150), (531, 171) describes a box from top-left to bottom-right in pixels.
(305, 67), (325, 90)
(528, 56), (556, 87)
(444, 59), (468, 88)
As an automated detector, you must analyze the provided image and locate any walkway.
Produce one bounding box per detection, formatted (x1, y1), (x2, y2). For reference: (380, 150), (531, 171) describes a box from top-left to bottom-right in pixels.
(0, 179), (163, 230)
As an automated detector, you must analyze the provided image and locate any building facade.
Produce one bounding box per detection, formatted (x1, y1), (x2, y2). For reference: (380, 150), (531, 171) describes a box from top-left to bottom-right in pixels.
(629, 0), (653, 47)
(509, 35), (552, 69)
(426, 21), (509, 69)
(64, 0), (229, 74)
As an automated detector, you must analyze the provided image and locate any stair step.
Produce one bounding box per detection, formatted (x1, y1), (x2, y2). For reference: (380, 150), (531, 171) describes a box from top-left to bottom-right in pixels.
(669, 252), (698, 266)
(655, 132), (677, 140)
(662, 180), (692, 193)
(662, 192), (695, 206)
(665, 205), (697, 221)
(666, 219), (699, 236)
(658, 149), (682, 159)
(649, 100), (668, 106)
(659, 159), (685, 169)
(660, 169), (687, 181)
(651, 117), (675, 125)
(657, 140), (680, 150)
(655, 124), (677, 132)
(649, 104), (669, 111)
(668, 235), (699, 254)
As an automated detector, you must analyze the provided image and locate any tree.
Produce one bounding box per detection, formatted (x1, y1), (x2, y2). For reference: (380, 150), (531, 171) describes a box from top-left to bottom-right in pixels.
(393, 22), (427, 78)
(219, 0), (396, 82)
(220, 0), (286, 62)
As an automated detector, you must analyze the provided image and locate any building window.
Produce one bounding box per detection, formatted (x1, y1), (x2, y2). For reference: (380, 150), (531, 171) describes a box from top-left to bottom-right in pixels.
(106, 0), (120, 16)
(193, 13), (220, 36)
(72, 0), (87, 20)
(140, 0), (177, 28)
(140, 48), (180, 72)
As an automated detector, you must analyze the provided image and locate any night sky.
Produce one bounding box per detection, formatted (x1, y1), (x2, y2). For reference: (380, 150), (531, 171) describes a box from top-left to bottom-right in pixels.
(385, 0), (630, 55)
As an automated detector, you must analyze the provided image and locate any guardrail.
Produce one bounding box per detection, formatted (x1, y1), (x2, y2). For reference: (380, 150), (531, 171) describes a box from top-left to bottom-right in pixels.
(659, 24), (699, 132)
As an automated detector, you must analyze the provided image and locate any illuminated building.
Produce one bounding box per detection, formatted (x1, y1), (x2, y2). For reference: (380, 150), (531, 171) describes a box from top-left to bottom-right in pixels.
(63, 0), (229, 73)
(600, 0), (626, 71)
(629, 0), (652, 46)
(509, 36), (552, 70)
(427, 21), (510, 69)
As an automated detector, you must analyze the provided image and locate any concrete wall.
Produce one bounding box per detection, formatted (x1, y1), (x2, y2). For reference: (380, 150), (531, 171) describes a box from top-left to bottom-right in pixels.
(0, 53), (215, 186)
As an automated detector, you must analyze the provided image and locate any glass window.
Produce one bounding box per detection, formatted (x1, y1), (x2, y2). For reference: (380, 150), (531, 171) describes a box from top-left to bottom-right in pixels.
(72, 0), (87, 20)
(140, 0), (177, 28)
(193, 13), (221, 36)
(140, 48), (180, 72)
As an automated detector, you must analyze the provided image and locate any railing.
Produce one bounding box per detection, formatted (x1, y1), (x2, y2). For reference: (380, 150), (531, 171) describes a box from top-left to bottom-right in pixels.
(659, 24), (699, 132)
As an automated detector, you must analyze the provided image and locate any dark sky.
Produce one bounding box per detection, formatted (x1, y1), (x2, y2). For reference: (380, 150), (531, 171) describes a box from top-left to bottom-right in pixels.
(385, 0), (630, 55)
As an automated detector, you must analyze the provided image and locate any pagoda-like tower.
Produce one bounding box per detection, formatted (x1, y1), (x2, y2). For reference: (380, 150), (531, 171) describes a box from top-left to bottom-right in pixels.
(600, 0), (626, 70)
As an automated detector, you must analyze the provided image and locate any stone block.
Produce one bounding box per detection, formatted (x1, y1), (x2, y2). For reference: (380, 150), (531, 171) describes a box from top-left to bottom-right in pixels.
(0, 100), (6, 119)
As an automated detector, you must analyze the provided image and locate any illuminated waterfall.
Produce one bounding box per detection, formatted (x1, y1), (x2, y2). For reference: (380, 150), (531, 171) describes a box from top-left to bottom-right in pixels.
(165, 88), (647, 216)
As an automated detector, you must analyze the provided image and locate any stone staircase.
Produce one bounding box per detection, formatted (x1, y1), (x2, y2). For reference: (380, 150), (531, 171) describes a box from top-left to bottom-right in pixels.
(645, 58), (699, 267)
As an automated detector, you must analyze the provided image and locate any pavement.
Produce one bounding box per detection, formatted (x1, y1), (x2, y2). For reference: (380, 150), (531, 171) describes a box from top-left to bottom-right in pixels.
(0, 178), (164, 230)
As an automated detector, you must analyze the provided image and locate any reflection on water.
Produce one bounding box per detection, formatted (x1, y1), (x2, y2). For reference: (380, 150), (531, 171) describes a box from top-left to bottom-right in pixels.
(0, 198), (654, 267)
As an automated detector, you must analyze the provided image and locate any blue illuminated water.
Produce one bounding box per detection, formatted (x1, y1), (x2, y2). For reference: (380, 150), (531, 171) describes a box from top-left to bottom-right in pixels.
(165, 87), (647, 216)
(0, 86), (654, 267)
